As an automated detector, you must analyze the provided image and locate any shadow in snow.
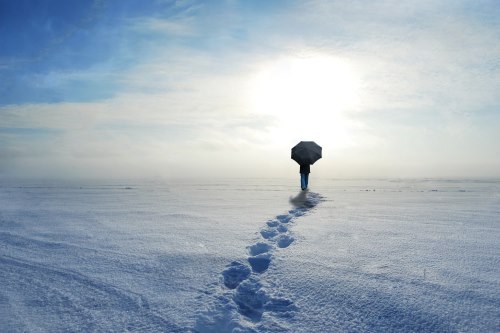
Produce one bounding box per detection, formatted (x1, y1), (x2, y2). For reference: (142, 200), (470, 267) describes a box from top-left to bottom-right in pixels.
(289, 190), (316, 209)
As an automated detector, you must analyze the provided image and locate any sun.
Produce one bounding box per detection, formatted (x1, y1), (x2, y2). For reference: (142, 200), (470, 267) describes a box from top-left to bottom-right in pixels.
(247, 54), (362, 149)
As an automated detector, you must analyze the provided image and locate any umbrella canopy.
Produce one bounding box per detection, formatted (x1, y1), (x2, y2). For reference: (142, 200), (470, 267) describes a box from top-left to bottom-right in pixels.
(291, 141), (322, 165)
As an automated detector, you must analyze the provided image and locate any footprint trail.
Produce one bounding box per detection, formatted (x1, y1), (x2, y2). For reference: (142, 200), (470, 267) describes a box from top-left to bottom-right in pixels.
(194, 191), (323, 332)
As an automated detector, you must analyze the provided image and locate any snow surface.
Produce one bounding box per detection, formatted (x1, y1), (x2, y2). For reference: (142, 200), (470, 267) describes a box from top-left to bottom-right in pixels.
(0, 178), (499, 332)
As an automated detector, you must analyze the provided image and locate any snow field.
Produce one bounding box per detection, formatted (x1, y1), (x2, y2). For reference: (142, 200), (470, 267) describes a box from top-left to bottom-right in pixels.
(0, 178), (499, 332)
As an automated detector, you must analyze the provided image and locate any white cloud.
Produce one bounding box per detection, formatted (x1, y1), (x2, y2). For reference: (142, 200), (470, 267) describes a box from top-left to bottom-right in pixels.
(0, 59), (277, 178)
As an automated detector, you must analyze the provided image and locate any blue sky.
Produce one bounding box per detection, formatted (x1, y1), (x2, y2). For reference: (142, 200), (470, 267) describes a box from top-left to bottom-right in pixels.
(1, 0), (499, 179)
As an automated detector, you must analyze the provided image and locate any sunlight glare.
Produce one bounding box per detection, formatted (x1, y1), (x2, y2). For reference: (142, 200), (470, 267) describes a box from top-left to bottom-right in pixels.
(248, 55), (362, 149)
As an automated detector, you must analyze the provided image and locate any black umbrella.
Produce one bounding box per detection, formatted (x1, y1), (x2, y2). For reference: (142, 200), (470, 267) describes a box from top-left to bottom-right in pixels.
(291, 141), (322, 165)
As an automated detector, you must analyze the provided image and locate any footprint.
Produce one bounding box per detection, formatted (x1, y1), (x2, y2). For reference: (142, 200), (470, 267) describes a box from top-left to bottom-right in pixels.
(248, 242), (272, 256)
(277, 235), (294, 248)
(233, 278), (266, 321)
(266, 220), (279, 227)
(277, 224), (288, 233)
(248, 253), (272, 273)
(222, 261), (251, 289)
(260, 228), (278, 239)
(289, 209), (305, 217)
(276, 215), (292, 223)
(264, 296), (297, 317)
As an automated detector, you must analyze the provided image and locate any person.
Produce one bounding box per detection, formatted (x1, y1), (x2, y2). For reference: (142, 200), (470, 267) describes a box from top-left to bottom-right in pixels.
(300, 163), (310, 190)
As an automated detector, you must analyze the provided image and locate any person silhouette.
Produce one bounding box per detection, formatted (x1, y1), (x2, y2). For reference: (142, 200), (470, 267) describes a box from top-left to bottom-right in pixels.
(300, 163), (310, 190)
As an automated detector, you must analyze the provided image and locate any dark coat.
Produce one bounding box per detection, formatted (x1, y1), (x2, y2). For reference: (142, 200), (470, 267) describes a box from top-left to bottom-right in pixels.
(300, 164), (310, 174)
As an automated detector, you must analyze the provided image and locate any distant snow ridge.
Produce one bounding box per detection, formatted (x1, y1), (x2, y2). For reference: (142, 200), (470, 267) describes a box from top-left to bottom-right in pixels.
(194, 192), (323, 333)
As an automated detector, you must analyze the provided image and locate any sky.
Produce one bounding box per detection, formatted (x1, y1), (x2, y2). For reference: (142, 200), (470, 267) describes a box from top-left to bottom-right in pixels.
(0, 0), (499, 179)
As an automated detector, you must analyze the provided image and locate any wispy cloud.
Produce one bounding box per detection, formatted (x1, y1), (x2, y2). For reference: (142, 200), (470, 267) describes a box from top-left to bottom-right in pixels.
(130, 16), (198, 36)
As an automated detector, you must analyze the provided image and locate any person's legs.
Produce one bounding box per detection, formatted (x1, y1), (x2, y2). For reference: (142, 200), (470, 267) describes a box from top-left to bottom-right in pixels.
(305, 173), (309, 189)
(300, 173), (306, 190)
